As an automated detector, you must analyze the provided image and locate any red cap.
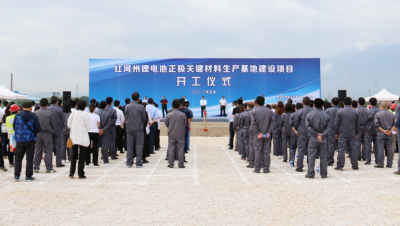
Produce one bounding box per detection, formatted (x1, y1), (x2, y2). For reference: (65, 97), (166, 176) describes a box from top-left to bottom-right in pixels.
(10, 104), (20, 112)
(391, 103), (397, 110)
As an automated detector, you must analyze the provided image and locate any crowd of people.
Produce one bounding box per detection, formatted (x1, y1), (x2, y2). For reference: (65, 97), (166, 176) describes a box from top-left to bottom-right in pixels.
(229, 96), (400, 178)
(1, 93), (400, 181)
(0, 92), (177, 181)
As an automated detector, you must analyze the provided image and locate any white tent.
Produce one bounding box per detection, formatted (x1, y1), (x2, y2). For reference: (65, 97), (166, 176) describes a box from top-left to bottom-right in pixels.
(0, 84), (29, 100)
(365, 88), (399, 102)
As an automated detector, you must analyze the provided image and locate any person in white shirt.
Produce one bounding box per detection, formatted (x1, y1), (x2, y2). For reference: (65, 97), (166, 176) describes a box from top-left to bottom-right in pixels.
(183, 95), (188, 101)
(228, 100), (238, 149)
(154, 103), (162, 150)
(67, 100), (92, 179)
(200, 96), (207, 118)
(142, 96), (148, 103)
(220, 96), (228, 117)
(87, 103), (100, 167)
(70, 100), (77, 112)
(113, 100), (125, 154)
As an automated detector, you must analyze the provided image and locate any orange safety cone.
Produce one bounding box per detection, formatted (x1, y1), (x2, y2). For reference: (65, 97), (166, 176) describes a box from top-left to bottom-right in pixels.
(203, 110), (208, 131)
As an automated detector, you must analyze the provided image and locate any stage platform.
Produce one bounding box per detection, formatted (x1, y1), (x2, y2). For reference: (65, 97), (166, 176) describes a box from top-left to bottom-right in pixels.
(160, 118), (229, 137)
(161, 117), (229, 123)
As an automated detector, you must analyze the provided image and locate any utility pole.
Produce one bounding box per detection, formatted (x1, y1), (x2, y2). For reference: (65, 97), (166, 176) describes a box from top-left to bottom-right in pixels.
(76, 84), (79, 98)
(373, 80), (379, 93)
(10, 73), (13, 91)
(348, 69), (354, 99)
(368, 88), (371, 97)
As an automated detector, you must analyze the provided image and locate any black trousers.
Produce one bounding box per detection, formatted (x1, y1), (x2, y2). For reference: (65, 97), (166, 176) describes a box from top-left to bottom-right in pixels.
(115, 125), (122, 152)
(119, 127), (125, 152)
(86, 133), (99, 165)
(70, 145), (87, 177)
(229, 122), (235, 149)
(155, 123), (160, 149)
(201, 106), (206, 117)
(14, 141), (35, 177)
(162, 105), (168, 117)
(220, 106), (226, 117)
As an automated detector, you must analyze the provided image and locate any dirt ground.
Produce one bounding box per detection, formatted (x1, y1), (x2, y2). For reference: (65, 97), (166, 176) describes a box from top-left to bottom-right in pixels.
(0, 136), (399, 225)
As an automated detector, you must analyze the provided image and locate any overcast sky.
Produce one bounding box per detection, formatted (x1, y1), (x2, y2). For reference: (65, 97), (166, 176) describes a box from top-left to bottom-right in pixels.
(1, 0), (400, 99)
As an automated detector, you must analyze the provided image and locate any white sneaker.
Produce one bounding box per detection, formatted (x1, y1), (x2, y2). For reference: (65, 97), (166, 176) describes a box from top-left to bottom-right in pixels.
(62, 160), (66, 163)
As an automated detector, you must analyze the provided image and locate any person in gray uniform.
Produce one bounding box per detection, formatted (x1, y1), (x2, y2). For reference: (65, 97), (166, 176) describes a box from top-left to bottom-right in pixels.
(374, 101), (396, 168)
(293, 97), (314, 172)
(105, 97), (118, 160)
(233, 105), (244, 156)
(394, 101), (400, 175)
(365, 98), (380, 165)
(252, 96), (274, 173)
(334, 97), (360, 170)
(273, 101), (284, 157)
(165, 99), (187, 168)
(96, 101), (112, 163)
(237, 104), (247, 160)
(281, 103), (293, 163)
(246, 100), (257, 169)
(326, 97), (340, 166)
(47, 96), (65, 167)
(290, 103), (302, 165)
(356, 97), (369, 161)
(33, 98), (56, 173)
(125, 92), (147, 168)
(242, 102), (253, 161)
(305, 98), (330, 179)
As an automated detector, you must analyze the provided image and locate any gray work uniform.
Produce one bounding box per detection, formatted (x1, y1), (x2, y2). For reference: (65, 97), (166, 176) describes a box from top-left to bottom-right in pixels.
(281, 111), (292, 162)
(325, 105), (339, 165)
(125, 101), (146, 167)
(248, 108), (256, 167)
(395, 103), (400, 149)
(356, 106), (369, 159)
(96, 108), (112, 163)
(241, 110), (251, 160)
(289, 112), (298, 163)
(33, 108), (55, 171)
(47, 104), (65, 166)
(374, 109), (395, 167)
(334, 106), (360, 169)
(62, 112), (72, 161)
(293, 106), (314, 169)
(365, 107), (380, 164)
(306, 108), (330, 177)
(272, 113), (282, 156)
(234, 113), (242, 156)
(105, 106), (118, 159)
(165, 109), (187, 167)
(252, 106), (274, 172)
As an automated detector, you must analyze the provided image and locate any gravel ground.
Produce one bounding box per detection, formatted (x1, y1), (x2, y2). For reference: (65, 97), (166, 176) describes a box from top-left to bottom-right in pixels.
(0, 136), (399, 225)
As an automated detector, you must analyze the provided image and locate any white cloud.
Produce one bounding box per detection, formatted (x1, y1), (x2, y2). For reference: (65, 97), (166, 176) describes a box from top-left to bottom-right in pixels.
(0, 0), (400, 95)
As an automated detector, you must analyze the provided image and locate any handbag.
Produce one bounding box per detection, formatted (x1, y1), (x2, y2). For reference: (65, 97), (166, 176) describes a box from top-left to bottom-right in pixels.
(67, 138), (73, 148)
(1, 123), (7, 133)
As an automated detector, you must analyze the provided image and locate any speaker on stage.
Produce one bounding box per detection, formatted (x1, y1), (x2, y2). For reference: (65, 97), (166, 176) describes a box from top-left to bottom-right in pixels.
(63, 91), (71, 103)
(338, 90), (347, 101)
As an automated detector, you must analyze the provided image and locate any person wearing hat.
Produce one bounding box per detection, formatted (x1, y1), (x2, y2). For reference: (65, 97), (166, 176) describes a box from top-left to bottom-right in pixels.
(13, 102), (41, 182)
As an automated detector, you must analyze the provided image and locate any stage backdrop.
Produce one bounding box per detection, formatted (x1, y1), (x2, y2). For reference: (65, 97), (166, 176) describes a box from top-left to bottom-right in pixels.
(89, 58), (320, 117)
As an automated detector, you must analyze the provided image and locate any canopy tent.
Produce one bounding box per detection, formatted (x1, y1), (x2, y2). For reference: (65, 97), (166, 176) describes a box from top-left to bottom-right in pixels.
(365, 88), (399, 102)
(0, 84), (29, 100)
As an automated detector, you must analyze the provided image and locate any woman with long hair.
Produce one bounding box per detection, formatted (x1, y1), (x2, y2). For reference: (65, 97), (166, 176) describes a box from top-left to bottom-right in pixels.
(273, 101), (285, 157)
(281, 103), (293, 163)
(62, 101), (72, 162)
(67, 100), (91, 179)
(87, 104), (100, 167)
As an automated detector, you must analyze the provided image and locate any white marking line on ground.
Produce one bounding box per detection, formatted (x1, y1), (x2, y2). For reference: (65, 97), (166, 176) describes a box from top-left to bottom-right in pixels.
(1, 173), (15, 180)
(194, 145), (198, 185)
(39, 168), (70, 185)
(220, 145), (249, 184)
(271, 161), (301, 184)
(91, 158), (126, 185)
(143, 149), (168, 185)
(331, 170), (351, 183)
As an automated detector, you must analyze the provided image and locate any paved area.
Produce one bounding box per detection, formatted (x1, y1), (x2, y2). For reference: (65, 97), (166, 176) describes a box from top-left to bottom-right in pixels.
(1, 136), (400, 225)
